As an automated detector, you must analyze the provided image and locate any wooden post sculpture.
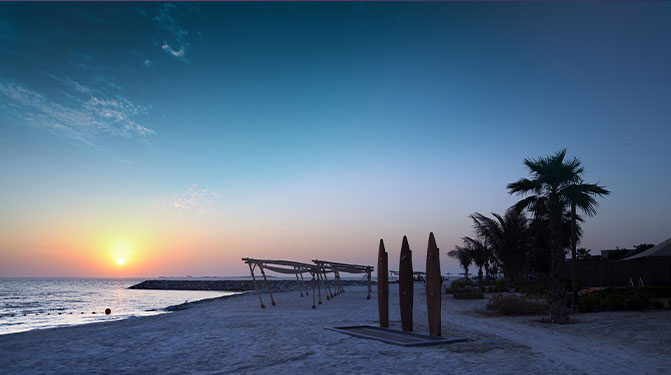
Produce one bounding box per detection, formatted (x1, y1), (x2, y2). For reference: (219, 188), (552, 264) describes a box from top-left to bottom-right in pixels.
(425, 232), (441, 336)
(399, 235), (413, 332)
(377, 239), (389, 328)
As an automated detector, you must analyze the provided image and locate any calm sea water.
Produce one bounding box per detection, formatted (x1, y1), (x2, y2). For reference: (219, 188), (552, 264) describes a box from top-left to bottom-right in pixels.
(0, 278), (236, 335)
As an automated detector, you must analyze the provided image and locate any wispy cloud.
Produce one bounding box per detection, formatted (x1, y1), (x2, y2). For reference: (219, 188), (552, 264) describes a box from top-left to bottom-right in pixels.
(161, 42), (185, 58)
(153, 4), (190, 62)
(0, 79), (154, 145)
(153, 185), (219, 215)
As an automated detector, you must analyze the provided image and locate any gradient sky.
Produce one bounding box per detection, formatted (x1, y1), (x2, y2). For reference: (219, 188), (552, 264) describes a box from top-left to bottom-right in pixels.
(0, 2), (669, 277)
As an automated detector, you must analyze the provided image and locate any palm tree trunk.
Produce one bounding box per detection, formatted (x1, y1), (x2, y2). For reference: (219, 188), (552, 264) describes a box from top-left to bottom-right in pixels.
(571, 202), (577, 312)
(549, 199), (569, 323)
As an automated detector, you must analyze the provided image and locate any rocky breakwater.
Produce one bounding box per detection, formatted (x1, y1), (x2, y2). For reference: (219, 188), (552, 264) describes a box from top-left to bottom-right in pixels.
(128, 279), (375, 293)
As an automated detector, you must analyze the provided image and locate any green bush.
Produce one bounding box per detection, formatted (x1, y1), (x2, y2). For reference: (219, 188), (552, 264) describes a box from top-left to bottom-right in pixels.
(650, 299), (664, 309)
(577, 293), (600, 312)
(626, 297), (646, 310)
(445, 279), (475, 294)
(486, 295), (548, 316)
(516, 281), (547, 297)
(453, 288), (485, 300)
(575, 287), (671, 312)
(486, 279), (508, 293)
(603, 293), (625, 310)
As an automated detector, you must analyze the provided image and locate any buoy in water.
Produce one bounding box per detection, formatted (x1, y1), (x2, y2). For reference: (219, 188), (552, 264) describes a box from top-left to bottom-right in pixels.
(105, 308), (111, 315)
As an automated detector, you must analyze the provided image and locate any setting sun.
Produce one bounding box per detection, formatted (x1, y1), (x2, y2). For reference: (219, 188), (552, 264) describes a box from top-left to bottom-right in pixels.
(109, 240), (133, 268)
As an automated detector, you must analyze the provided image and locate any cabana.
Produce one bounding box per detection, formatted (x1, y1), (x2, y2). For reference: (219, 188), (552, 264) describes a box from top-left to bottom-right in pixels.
(312, 260), (373, 300)
(241, 258), (326, 309)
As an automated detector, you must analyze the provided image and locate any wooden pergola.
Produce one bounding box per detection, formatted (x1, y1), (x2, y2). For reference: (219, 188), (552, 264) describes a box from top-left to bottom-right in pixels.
(241, 257), (373, 309)
(312, 259), (373, 300)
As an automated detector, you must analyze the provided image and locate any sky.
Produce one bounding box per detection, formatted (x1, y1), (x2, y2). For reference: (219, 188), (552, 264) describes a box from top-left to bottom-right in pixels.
(0, 2), (669, 278)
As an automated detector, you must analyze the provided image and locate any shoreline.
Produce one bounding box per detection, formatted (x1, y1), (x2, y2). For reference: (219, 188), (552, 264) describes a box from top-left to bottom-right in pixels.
(129, 278), (375, 292)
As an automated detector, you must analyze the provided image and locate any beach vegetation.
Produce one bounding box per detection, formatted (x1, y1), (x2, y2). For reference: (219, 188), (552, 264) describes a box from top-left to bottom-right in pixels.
(486, 294), (548, 316)
(453, 288), (485, 300)
(445, 278), (475, 293)
(446, 279), (485, 299)
(516, 281), (548, 297)
(468, 208), (531, 288)
(575, 287), (671, 312)
(485, 279), (508, 293)
(447, 246), (472, 279)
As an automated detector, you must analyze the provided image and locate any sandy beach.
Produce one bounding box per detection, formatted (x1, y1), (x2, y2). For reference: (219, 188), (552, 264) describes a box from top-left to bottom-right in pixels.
(1, 284), (669, 375)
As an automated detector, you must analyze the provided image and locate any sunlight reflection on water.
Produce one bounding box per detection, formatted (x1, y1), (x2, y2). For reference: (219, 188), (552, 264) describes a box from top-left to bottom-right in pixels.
(0, 278), (236, 335)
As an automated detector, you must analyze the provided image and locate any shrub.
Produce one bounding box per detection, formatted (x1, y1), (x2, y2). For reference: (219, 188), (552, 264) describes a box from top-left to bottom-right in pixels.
(445, 279), (475, 294)
(516, 281), (547, 297)
(486, 295), (548, 316)
(602, 293), (625, 310)
(453, 288), (485, 300)
(650, 299), (664, 309)
(486, 279), (508, 293)
(577, 293), (600, 312)
(625, 297), (646, 310)
(575, 287), (671, 312)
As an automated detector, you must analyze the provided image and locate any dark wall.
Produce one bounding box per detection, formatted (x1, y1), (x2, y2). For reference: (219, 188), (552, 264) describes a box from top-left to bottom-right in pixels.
(566, 258), (671, 287)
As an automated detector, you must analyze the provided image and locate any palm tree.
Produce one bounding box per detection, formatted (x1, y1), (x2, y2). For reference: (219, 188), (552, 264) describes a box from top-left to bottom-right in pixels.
(508, 149), (609, 323)
(469, 208), (530, 287)
(448, 246), (472, 279)
(462, 236), (490, 284)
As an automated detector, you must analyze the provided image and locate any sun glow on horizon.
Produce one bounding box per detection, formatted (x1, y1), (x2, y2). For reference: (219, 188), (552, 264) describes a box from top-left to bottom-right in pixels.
(110, 240), (133, 268)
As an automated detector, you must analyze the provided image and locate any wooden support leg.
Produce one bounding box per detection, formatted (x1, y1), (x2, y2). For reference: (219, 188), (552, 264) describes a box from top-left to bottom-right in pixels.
(248, 263), (265, 309)
(367, 270), (372, 300)
(259, 265), (276, 306)
(337, 272), (344, 294)
(311, 273), (316, 309)
(300, 273), (309, 296)
(333, 271), (340, 296)
(317, 271), (323, 304)
(322, 270), (333, 300)
(295, 273), (303, 297)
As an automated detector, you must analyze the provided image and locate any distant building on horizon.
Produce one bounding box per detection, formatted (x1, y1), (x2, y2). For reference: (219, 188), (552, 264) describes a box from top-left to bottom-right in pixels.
(622, 237), (671, 261)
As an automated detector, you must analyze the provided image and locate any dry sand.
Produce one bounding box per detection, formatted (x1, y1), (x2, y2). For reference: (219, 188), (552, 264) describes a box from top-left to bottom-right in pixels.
(1, 284), (669, 375)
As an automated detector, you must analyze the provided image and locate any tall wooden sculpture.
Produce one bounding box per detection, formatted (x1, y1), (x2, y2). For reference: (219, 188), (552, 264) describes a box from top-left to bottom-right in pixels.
(399, 235), (413, 332)
(377, 239), (389, 328)
(425, 232), (441, 336)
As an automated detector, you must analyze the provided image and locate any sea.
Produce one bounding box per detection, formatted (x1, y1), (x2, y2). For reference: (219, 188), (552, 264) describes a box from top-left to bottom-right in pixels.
(0, 278), (236, 335)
